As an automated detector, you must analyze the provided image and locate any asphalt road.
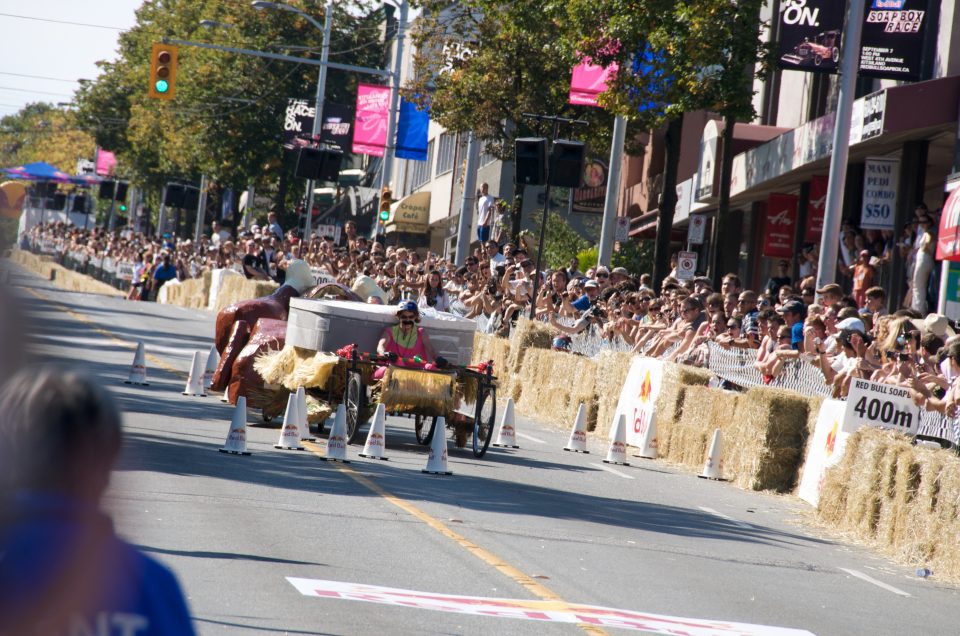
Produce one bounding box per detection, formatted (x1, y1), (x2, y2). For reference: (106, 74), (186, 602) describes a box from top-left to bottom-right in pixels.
(6, 263), (959, 636)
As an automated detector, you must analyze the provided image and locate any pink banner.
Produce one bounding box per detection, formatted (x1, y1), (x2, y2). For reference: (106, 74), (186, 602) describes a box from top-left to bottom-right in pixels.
(569, 60), (618, 107)
(95, 148), (116, 176)
(352, 84), (391, 157)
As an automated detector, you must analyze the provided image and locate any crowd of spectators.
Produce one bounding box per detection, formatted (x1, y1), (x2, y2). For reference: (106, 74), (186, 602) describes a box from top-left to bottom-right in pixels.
(21, 210), (960, 419)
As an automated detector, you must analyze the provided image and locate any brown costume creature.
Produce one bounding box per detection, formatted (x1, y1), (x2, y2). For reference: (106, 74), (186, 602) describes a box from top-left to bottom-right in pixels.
(227, 318), (287, 406)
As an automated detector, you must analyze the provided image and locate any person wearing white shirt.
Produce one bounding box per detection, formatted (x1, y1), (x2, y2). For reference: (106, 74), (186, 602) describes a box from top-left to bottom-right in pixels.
(485, 240), (505, 275)
(476, 182), (495, 243)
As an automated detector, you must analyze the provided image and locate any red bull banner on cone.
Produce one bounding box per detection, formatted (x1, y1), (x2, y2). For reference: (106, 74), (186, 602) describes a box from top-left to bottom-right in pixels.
(612, 358), (664, 448)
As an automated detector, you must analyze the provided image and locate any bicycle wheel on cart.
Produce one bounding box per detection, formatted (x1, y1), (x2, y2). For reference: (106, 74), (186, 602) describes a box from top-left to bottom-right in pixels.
(344, 371), (365, 444)
(472, 387), (496, 458)
(415, 414), (438, 445)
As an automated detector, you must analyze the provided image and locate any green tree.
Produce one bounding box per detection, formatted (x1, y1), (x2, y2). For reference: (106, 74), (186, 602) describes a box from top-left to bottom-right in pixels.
(525, 209), (591, 270)
(0, 103), (95, 172)
(72, 0), (385, 228)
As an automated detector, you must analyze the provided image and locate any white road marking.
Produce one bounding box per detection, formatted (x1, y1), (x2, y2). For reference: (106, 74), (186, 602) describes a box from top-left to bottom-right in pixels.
(698, 506), (752, 529)
(515, 431), (546, 444)
(590, 463), (635, 480)
(838, 568), (912, 597)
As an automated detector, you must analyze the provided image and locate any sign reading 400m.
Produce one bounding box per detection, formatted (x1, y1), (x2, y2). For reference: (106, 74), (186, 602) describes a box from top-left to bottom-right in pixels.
(842, 378), (920, 436)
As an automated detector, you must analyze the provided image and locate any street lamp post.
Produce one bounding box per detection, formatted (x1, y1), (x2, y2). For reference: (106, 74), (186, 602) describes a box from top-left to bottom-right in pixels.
(253, 1), (332, 242)
(379, 0), (409, 202)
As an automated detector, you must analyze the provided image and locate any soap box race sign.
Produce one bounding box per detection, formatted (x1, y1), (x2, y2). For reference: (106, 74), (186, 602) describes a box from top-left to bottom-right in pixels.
(842, 378), (919, 435)
(612, 357), (664, 448)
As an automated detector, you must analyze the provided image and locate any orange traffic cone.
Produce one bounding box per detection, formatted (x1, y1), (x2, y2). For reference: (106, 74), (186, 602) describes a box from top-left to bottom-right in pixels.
(219, 396), (251, 455)
(563, 403), (589, 453)
(359, 403), (388, 460)
(274, 393), (305, 450)
(123, 342), (148, 386)
(422, 416), (452, 475)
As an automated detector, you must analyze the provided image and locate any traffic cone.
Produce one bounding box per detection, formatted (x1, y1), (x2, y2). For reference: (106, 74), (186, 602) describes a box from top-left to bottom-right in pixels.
(202, 345), (220, 390)
(493, 398), (519, 448)
(219, 396), (251, 455)
(602, 413), (629, 466)
(698, 428), (726, 480)
(181, 351), (207, 397)
(123, 342), (149, 386)
(296, 387), (316, 442)
(422, 416), (452, 475)
(359, 403), (388, 460)
(274, 393), (304, 450)
(634, 416), (658, 460)
(563, 403), (590, 453)
(321, 404), (349, 462)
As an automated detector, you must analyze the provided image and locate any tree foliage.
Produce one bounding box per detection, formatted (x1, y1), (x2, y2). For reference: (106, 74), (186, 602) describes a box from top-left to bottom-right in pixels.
(0, 103), (95, 172)
(72, 0), (385, 200)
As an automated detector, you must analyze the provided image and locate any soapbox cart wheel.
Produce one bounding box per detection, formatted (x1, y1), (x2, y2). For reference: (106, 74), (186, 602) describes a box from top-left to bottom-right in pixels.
(344, 370), (365, 444)
(471, 386), (496, 458)
(415, 414), (438, 445)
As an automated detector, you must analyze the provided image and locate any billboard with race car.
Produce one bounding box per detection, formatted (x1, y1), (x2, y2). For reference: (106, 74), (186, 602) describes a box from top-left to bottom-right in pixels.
(777, 0), (845, 73)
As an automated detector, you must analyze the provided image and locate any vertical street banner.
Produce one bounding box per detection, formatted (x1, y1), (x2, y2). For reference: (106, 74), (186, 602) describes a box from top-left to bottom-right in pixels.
(572, 158), (608, 214)
(395, 98), (429, 161)
(860, 157), (899, 230)
(804, 175), (828, 243)
(762, 194), (798, 258)
(569, 59), (618, 107)
(283, 99), (314, 151)
(936, 187), (960, 261)
(352, 84), (391, 157)
(859, 0), (932, 80)
(612, 357), (664, 448)
(95, 148), (117, 176)
(777, 0), (845, 73)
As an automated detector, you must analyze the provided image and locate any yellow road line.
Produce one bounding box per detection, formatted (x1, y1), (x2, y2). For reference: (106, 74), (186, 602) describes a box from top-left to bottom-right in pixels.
(22, 285), (186, 379)
(302, 440), (608, 635)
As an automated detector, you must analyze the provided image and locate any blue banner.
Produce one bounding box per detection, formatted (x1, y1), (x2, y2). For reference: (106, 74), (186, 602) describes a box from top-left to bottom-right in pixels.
(395, 98), (429, 161)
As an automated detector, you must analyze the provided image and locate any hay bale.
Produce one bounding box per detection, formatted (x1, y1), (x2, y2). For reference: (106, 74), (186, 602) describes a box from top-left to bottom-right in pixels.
(815, 428), (960, 584)
(663, 386), (739, 470)
(506, 317), (552, 378)
(10, 250), (124, 297)
(515, 348), (598, 431)
(380, 367), (456, 414)
(471, 332), (513, 397)
(594, 351), (634, 440)
(726, 387), (811, 492)
(653, 363), (712, 459)
(214, 275), (279, 312)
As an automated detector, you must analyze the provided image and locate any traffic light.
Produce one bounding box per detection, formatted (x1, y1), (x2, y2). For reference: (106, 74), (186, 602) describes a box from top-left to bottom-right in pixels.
(378, 187), (392, 223)
(148, 43), (179, 100)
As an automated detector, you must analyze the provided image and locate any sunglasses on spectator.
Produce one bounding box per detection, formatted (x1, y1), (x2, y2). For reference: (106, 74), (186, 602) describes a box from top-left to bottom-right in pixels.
(727, 323), (739, 330)
(398, 313), (417, 320)
(596, 273), (609, 279)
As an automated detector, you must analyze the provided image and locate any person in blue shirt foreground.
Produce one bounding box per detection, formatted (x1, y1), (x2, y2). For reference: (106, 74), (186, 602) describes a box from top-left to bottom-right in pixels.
(0, 365), (196, 636)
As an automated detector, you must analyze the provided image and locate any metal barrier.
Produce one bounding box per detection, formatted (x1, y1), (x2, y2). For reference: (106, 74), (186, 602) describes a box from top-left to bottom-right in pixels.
(705, 341), (834, 397)
(25, 240), (133, 293)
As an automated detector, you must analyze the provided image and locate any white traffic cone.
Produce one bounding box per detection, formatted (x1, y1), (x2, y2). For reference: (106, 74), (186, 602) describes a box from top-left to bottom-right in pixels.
(422, 416), (452, 475)
(321, 404), (349, 462)
(219, 396), (251, 455)
(274, 393), (305, 450)
(698, 428), (725, 480)
(493, 397), (519, 448)
(123, 342), (149, 386)
(359, 403), (388, 460)
(634, 416), (658, 460)
(202, 345), (220, 390)
(296, 387), (316, 442)
(563, 403), (590, 453)
(602, 413), (630, 466)
(181, 351), (207, 397)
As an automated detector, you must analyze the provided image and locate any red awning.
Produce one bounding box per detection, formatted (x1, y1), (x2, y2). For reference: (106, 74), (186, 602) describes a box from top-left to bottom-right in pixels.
(937, 187), (960, 262)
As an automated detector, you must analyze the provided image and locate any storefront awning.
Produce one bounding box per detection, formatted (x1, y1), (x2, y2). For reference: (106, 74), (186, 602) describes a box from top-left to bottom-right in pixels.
(385, 191), (430, 234)
(728, 76), (960, 204)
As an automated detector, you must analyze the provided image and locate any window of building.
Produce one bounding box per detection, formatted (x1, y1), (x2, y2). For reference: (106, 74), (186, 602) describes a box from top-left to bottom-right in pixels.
(436, 133), (457, 176)
(408, 139), (435, 190)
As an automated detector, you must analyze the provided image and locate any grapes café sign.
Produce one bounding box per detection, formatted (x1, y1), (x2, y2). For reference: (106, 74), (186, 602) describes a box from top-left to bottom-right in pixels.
(842, 378), (919, 436)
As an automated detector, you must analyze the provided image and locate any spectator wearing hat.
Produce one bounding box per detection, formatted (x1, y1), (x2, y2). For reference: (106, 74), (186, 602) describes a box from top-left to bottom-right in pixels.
(609, 267), (631, 286)
(815, 283), (842, 308)
(776, 299), (806, 351)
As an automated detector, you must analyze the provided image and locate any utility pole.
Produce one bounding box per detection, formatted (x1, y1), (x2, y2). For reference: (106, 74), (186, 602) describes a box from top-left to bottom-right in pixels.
(378, 0), (409, 196)
(597, 115), (626, 266)
(302, 0), (333, 242)
(194, 175), (208, 245)
(454, 133), (480, 265)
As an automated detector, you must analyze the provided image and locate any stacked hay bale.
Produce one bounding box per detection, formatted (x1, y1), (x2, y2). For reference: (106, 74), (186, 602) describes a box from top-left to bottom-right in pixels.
(818, 428), (960, 582)
(661, 385), (740, 469)
(594, 351), (634, 439)
(724, 387), (811, 491)
(10, 250), (124, 297)
(505, 318), (553, 402)
(471, 332), (514, 398)
(162, 271), (212, 309)
(213, 275), (279, 312)
(515, 348), (599, 430)
(652, 363), (712, 459)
